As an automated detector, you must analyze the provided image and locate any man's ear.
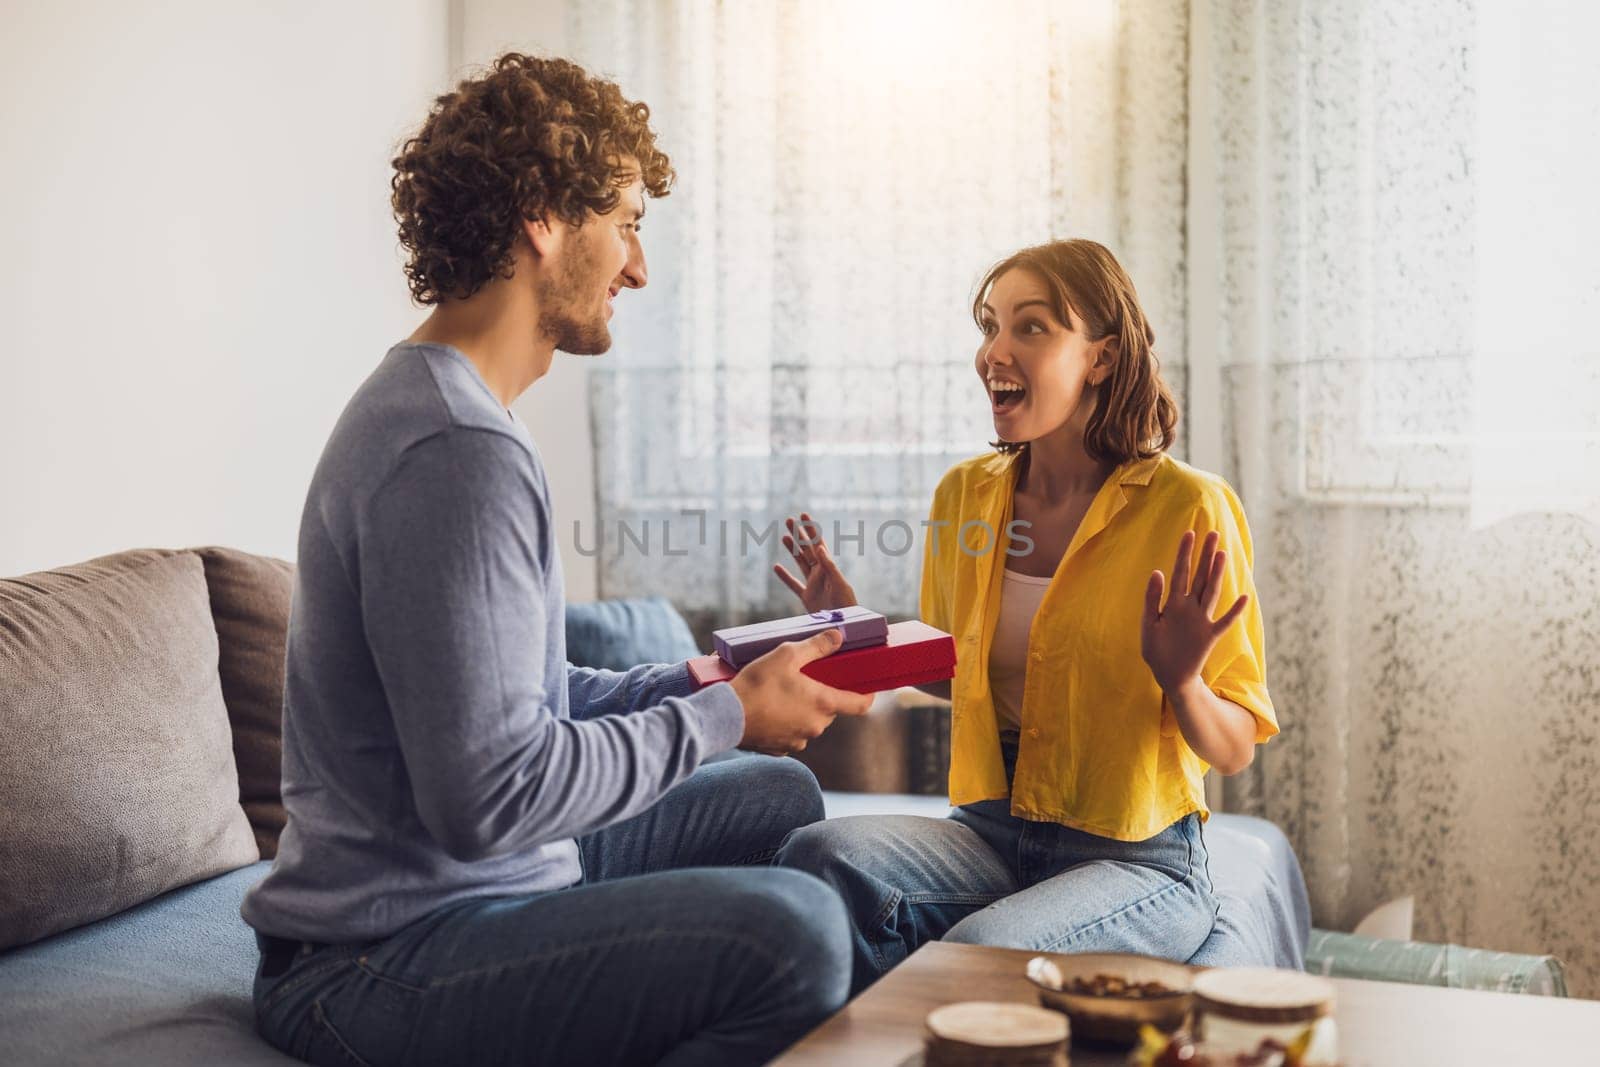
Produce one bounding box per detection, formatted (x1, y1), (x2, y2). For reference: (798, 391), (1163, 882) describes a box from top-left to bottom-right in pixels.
(521, 213), (564, 261)
(1089, 335), (1119, 387)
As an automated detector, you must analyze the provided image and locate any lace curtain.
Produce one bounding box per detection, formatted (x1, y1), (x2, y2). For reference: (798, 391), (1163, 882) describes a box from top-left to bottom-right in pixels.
(548, 0), (1600, 994)
(1198, 0), (1600, 996)
(565, 0), (1189, 621)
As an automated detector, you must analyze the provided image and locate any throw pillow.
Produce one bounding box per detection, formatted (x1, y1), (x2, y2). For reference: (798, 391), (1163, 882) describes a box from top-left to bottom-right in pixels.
(195, 546), (294, 858)
(0, 550), (258, 949)
(564, 596), (701, 671)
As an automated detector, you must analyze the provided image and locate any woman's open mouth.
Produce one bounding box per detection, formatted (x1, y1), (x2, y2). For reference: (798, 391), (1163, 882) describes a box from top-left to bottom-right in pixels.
(989, 379), (1026, 415)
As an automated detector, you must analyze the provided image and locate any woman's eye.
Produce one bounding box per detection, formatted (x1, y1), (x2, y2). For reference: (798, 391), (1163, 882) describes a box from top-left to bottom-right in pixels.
(979, 321), (998, 336)
(1019, 320), (1046, 335)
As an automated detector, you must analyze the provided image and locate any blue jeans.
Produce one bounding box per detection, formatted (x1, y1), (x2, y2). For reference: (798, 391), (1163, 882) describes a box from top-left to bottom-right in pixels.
(775, 739), (1218, 994)
(252, 756), (849, 1067)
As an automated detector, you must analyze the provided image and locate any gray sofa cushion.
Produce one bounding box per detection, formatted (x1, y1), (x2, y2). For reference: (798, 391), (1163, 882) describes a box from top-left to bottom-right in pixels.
(0, 550), (258, 950)
(195, 547), (295, 859)
(1187, 813), (1310, 970)
(0, 862), (293, 1066)
(565, 595), (701, 670)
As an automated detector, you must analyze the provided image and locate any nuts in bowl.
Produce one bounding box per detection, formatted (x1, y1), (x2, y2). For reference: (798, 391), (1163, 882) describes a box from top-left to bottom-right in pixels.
(1025, 952), (1196, 1046)
(1063, 973), (1177, 999)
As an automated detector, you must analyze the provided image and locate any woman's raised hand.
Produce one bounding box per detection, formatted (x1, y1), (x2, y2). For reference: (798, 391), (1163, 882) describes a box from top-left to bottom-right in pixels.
(773, 512), (859, 613)
(1140, 530), (1250, 695)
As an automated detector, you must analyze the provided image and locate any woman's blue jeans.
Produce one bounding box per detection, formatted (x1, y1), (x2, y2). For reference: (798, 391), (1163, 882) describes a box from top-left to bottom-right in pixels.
(251, 755), (850, 1067)
(775, 738), (1218, 995)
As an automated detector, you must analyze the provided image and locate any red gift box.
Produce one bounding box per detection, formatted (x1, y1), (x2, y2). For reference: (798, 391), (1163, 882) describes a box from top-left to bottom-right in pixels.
(687, 620), (955, 695)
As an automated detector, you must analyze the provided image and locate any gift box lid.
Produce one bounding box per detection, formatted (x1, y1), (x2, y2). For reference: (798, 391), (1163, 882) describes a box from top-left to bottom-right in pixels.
(691, 619), (955, 695)
(713, 606), (888, 667)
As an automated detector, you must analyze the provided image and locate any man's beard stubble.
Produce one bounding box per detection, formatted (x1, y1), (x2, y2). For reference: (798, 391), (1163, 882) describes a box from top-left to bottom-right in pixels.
(537, 243), (612, 356)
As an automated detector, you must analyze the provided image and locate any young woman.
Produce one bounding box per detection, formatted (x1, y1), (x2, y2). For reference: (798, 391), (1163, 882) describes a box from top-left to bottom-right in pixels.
(773, 239), (1278, 994)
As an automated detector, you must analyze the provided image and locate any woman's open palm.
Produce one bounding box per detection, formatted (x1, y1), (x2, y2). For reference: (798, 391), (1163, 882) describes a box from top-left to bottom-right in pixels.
(1140, 530), (1249, 693)
(774, 513), (859, 613)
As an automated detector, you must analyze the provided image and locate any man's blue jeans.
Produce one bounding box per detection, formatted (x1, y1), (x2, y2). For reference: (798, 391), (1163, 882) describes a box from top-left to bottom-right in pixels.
(775, 739), (1218, 995)
(252, 756), (849, 1067)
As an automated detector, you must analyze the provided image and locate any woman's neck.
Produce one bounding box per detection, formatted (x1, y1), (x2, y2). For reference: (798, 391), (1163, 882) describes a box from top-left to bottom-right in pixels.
(1017, 426), (1116, 499)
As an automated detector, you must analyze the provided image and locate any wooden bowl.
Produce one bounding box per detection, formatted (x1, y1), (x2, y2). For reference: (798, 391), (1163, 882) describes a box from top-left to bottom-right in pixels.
(1024, 952), (1196, 1047)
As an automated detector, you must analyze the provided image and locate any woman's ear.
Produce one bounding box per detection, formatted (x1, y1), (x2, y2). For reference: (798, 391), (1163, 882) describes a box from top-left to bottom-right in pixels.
(1089, 335), (1119, 386)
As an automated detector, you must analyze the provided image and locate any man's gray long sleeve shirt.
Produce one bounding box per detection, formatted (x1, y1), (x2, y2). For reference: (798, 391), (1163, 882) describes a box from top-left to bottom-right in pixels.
(242, 343), (745, 943)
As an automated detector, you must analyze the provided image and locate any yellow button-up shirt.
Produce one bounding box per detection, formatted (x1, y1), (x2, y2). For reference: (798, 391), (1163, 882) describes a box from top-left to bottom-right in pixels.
(919, 450), (1279, 842)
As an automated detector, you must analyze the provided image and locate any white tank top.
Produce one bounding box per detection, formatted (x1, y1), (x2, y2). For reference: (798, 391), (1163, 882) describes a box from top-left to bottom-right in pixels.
(988, 568), (1053, 733)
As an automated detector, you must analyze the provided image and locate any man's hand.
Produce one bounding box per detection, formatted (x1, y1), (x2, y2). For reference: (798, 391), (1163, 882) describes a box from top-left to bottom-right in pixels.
(730, 628), (873, 755)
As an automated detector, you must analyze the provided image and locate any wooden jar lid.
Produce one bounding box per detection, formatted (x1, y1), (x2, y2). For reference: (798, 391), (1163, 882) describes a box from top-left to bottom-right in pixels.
(925, 1001), (1070, 1049)
(1193, 967), (1336, 1025)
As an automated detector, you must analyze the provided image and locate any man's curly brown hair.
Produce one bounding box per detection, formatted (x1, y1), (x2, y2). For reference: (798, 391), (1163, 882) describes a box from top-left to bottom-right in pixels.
(391, 53), (674, 305)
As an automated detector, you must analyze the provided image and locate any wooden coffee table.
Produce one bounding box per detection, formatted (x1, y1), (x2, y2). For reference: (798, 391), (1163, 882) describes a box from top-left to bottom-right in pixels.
(771, 941), (1600, 1065)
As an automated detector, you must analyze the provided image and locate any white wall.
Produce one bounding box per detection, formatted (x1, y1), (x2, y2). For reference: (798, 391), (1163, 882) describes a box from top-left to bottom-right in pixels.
(0, 1), (452, 574)
(456, 0), (600, 602)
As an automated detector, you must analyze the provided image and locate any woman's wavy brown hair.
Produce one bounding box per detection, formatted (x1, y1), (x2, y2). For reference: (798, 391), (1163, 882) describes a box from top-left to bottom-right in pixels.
(972, 239), (1178, 463)
(391, 53), (674, 305)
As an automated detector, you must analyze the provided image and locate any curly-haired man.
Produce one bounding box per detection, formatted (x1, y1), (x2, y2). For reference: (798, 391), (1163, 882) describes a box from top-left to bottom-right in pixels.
(241, 54), (869, 1067)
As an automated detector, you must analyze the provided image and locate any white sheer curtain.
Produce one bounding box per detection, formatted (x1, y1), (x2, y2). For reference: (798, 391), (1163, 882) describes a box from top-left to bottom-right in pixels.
(1197, 0), (1600, 995)
(516, 0), (1600, 994)
(563, 0), (1189, 621)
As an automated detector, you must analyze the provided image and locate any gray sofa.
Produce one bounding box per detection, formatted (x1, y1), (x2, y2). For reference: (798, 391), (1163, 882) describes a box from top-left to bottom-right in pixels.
(1, 547), (1314, 1066)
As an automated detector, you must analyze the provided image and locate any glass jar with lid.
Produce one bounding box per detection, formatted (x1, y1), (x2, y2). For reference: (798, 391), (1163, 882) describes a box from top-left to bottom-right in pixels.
(1190, 967), (1339, 1066)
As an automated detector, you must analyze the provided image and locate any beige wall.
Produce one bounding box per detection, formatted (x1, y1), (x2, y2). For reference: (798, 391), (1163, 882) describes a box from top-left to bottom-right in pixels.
(1, 1), (614, 601)
(0, 1), (451, 574)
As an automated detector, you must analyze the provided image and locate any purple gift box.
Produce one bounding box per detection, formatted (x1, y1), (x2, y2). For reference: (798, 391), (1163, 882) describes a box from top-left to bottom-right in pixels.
(713, 607), (889, 668)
